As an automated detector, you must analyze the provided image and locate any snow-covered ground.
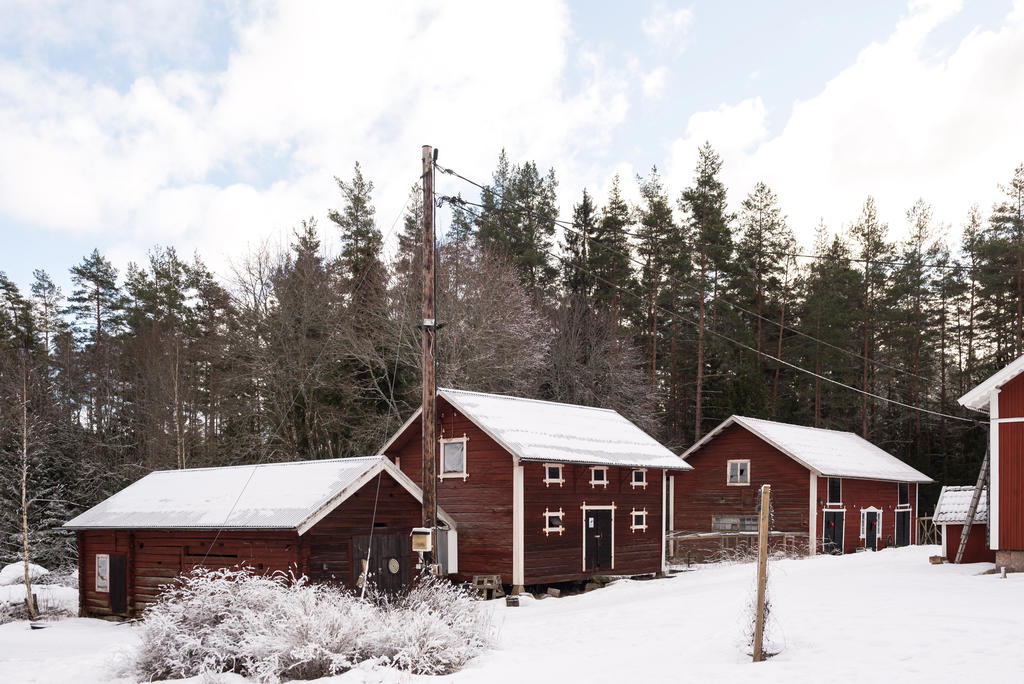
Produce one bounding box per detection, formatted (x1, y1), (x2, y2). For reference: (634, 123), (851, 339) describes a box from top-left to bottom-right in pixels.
(1, 545), (1021, 683)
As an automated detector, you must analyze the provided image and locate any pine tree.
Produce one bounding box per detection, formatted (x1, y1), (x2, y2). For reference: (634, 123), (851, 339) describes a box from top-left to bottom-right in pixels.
(635, 167), (675, 388)
(563, 188), (598, 299)
(679, 142), (732, 440)
(591, 175), (635, 331)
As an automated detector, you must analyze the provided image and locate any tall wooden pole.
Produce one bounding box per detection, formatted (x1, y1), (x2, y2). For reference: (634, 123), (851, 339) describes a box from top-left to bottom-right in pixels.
(421, 145), (437, 566)
(753, 484), (771, 662)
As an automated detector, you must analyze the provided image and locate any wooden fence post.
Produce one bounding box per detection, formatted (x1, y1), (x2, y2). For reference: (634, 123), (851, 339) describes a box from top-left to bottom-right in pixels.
(753, 484), (771, 662)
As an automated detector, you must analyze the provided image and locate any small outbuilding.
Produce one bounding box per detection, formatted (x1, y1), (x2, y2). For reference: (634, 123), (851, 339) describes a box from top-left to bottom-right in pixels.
(63, 456), (455, 618)
(379, 388), (693, 589)
(958, 353), (1024, 571)
(933, 485), (994, 564)
(673, 416), (933, 557)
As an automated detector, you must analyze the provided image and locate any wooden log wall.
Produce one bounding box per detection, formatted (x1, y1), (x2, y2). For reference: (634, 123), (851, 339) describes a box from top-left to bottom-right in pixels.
(522, 462), (664, 583)
(387, 397), (514, 582)
(816, 478), (917, 553)
(673, 424), (810, 537)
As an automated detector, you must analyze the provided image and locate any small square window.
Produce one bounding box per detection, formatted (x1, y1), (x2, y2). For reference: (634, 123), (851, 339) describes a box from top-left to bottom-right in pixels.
(543, 509), (565, 536)
(631, 469), (647, 488)
(631, 509), (648, 531)
(898, 482), (909, 507)
(590, 467), (608, 487)
(727, 460), (750, 486)
(828, 477), (842, 505)
(544, 464), (564, 487)
(439, 437), (468, 479)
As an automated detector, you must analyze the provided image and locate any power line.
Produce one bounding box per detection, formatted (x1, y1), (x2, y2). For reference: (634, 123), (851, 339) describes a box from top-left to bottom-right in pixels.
(440, 195), (982, 426)
(435, 171), (928, 381)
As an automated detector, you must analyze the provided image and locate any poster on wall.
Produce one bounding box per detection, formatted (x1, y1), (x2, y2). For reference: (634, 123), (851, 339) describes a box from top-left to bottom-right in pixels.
(96, 554), (109, 593)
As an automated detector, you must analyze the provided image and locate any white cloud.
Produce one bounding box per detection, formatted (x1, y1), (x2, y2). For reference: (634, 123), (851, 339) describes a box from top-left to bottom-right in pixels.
(642, 66), (668, 99)
(0, 0), (631, 274)
(664, 0), (1024, 246)
(641, 3), (693, 48)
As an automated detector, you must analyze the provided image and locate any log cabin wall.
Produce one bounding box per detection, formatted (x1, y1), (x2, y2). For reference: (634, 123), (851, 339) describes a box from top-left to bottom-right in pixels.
(522, 462), (664, 583)
(79, 529), (300, 618)
(673, 424), (810, 539)
(303, 472), (424, 586)
(816, 477), (916, 553)
(387, 397), (513, 581)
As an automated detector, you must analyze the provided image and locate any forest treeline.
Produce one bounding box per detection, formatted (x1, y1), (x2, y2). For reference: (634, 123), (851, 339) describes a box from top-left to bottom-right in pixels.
(2, 145), (1022, 567)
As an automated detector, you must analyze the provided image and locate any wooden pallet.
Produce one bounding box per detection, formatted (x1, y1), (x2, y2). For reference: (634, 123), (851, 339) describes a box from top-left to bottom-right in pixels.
(471, 574), (505, 600)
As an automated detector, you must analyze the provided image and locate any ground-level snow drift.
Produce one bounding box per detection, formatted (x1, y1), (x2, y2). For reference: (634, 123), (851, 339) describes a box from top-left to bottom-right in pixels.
(0, 546), (1020, 683)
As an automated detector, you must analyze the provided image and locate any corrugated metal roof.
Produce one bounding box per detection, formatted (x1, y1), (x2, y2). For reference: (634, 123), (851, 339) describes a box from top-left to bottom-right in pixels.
(434, 388), (692, 470)
(933, 485), (989, 525)
(682, 415), (933, 483)
(64, 456), (399, 531)
(958, 353), (1024, 412)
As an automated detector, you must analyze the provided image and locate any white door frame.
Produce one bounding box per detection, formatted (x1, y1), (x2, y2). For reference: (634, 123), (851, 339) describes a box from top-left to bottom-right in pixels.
(822, 508), (846, 554)
(581, 504), (616, 572)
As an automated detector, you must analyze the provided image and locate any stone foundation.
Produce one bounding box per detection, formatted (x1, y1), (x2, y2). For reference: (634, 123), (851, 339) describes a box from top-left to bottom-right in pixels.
(994, 549), (1024, 572)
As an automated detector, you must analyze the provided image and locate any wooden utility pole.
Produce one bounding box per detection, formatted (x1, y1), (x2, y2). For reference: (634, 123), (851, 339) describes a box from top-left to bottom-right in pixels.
(752, 484), (770, 662)
(421, 145), (437, 566)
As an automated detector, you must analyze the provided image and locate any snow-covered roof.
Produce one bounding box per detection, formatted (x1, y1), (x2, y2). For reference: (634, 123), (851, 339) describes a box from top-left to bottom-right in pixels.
(64, 456), (454, 534)
(933, 485), (988, 525)
(958, 354), (1024, 412)
(379, 388), (691, 471)
(682, 416), (933, 483)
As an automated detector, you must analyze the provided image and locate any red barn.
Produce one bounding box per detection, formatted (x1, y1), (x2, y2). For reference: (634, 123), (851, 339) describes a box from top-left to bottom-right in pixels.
(63, 456), (456, 618)
(959, 354), (1024, 571)
(933, 485), (994, 564)
(378, 388), (693, 591)
(673, 416), (932, 556)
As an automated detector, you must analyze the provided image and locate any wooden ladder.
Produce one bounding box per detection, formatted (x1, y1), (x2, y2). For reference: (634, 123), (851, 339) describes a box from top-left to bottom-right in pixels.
(954, 445), (990, 564)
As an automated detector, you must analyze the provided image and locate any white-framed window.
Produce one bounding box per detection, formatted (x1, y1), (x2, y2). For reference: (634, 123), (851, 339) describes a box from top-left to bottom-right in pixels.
(827, 477), (842, 505)
(727, 459), (750, 486)
(439, 436), (468, 480)
(95, 553), (110, 593)
(590, 466), (608, 487)
(543, 463), (564, 487)
(711, 515), (758, 532)
(898, 482), (910, 507)
(630, 469), (648, 488)
(630, 508), (648, 532)
(543, 508), (565, 536)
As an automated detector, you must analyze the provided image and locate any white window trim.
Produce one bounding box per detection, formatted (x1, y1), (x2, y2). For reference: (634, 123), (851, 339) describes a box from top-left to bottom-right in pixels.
(590, 466), (609, 488)
(630, 508), (648, 532)
(543, 463), (565, 487)
(897, 482), (911, 508)
(95, 553), (110, 593)
(630, 468), (648, 489)
(827, 477), (842, 505)
(543, 508), (565, 536)
(711, 514), (759, 532)
(860, 506), (883, 548)
(726, 459), (750, 486)
(438, 435), (469, 480)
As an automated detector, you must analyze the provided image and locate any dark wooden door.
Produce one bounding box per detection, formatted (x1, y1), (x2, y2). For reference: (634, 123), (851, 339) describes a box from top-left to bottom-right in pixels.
(584, 509), (613, 571)
(895, 510), (911, 547)
(823, 511), (844, 554)
(109, 554), (127, 615)
(353, 533), (410, 594)
(865, 511), (878, 550)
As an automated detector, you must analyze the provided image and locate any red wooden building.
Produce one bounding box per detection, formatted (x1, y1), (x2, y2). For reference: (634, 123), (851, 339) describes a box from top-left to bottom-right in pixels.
(673, 416), (932, 556)
(958, 354), (1024, 571)
(378, 388), (693, 590)
(63, 456), (455, 618)
(933, 485), (994, 564)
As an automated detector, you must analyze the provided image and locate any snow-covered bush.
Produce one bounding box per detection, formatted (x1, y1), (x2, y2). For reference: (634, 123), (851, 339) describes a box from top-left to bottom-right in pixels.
(0, 561), (49, 586)
(134, 567), (493, 683)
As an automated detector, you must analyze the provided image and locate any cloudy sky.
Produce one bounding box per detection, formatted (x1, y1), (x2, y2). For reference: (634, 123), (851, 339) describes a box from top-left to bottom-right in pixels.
(2, 0), (1023, 292)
